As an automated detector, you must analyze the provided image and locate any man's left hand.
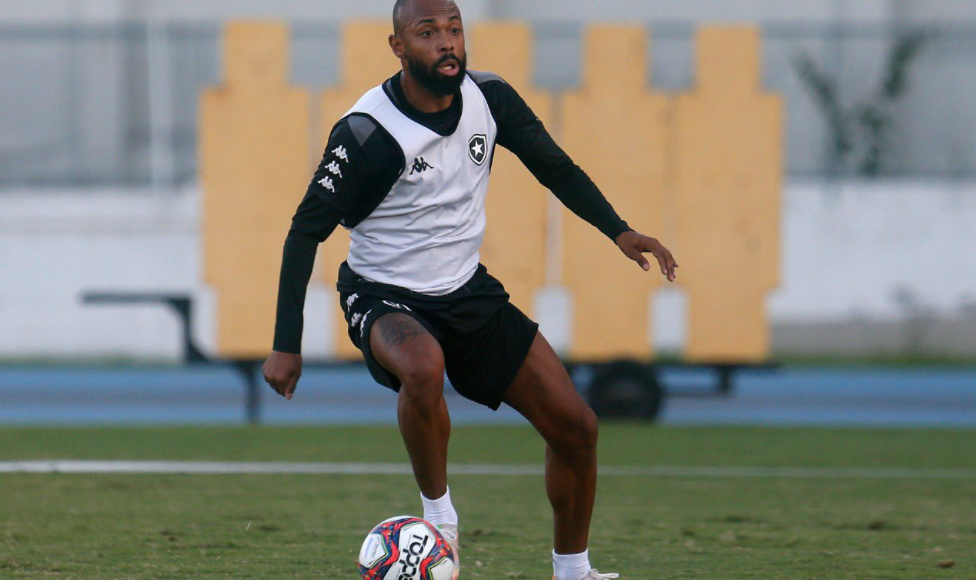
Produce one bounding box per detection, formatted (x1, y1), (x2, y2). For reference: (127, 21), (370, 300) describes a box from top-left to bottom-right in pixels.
(615, 231), (679, 282)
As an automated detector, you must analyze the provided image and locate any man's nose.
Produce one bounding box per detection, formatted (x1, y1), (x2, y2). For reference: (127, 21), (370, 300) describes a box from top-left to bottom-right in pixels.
(438, 33), (455, 52)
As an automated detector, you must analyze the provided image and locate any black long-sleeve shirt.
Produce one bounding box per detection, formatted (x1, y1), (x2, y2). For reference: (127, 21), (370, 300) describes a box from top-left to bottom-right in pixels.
(273, 71), (631, 354)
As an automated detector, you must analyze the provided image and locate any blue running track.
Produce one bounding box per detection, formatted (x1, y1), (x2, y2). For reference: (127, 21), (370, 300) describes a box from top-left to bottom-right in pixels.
(0, 365), (973, 427)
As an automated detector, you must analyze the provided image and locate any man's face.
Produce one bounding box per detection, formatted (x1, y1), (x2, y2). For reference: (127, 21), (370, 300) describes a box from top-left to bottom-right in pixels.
(393, 1), (467, 95)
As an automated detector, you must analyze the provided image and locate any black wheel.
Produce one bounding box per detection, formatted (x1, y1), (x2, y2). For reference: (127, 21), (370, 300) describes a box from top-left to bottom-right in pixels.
(587, 361), (663, 421)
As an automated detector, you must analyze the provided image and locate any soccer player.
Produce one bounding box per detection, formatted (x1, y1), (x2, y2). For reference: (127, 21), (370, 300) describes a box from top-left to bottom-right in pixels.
(263, 1), (678, 578)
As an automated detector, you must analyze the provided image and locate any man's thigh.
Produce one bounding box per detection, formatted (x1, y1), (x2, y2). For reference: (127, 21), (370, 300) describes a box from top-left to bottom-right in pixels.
(339, 287), (444, 390)
(441, 301), (539, 410)
(502, 331), (594, 437)
(369, 312), (444, 384)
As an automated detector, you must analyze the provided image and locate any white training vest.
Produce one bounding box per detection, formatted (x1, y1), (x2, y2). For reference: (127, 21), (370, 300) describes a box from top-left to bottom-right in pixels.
(343, 75), (498, 295)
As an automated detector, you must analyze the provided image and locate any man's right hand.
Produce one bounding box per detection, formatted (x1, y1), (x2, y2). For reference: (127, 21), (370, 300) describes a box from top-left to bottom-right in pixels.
(263, 351), (302, 400)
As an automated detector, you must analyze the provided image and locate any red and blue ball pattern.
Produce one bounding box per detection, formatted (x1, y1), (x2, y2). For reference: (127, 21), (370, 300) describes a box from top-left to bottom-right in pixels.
(358, 516), (455, 580)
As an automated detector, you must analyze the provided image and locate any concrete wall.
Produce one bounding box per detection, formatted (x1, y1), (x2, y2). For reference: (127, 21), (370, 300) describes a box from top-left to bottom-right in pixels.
(4, 0), (976, 25)
(0, 0), (490, 23)
(770, 180), (976, 322)
(2, 181), (974, 361)
(493, 0), (891, 23)
(2, 0), (976, 185)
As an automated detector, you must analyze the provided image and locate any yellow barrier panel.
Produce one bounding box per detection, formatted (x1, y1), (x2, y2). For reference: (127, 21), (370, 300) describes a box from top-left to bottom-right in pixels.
(197, 21), (782, 363)
(560, 26), (670, 360)
(201, 22), (310, 358)
(673, 27), (783, 362)
(470, 23), (552, 315)
(320, 21), (399, 359)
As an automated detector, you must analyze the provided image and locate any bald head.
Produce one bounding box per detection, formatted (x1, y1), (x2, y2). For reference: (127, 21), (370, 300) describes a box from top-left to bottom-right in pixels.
(393, 0), (460, 36)
(389, 0), (467, 98)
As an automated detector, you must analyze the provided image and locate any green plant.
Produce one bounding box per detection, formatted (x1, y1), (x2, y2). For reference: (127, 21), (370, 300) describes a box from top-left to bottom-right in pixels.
(793, 33), (927, 176)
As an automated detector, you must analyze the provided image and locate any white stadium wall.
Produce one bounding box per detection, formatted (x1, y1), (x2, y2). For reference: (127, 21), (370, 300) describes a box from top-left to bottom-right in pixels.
(2, 181), (975, 361)
(8, 0), (976, 24)
(2, 0), (976, 361)
(3, 2), (976, 184)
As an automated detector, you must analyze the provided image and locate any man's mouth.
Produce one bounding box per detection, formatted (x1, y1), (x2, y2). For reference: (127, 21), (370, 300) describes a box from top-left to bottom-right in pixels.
(438, 59), (460, 76)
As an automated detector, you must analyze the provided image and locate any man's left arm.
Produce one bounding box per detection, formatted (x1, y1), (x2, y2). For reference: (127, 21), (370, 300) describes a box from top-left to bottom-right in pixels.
(477, 75), (678, 281)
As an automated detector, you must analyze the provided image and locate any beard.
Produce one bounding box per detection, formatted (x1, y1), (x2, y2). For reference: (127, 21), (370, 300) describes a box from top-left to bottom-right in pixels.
(406, 52), (468, 96)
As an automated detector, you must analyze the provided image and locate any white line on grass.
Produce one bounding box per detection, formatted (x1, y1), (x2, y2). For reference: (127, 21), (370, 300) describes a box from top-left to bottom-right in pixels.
(1, 461), (974, 480)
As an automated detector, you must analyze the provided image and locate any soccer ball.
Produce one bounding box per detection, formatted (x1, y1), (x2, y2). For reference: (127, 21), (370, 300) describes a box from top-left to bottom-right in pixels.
(357, 516), (458, 580)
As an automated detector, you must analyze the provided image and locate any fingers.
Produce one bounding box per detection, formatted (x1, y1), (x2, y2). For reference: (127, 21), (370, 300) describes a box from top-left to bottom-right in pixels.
(266, 375), (281, 396)
(625, 246), (651, 271)
(263, 370), (299, 400)
(655, 253), (669, 277)
(641, 241), (668, 276)
(662, 253), (678, 282)
(271, 378), (297, 399)
(637, 253), (651, 272)
(666, 248), (680, 280)
(284, 378), (298, 401)
(635, 237), (679, 282)
(657, 249), (678, 282)
(261, 371), (279, 396)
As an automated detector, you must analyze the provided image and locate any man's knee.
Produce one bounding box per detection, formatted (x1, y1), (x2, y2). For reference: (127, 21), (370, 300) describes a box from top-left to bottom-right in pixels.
(398, 348), (446, 407)
(551, 406), (599, 458)
(574, 407), (600, 451)
(370, 313), (445, 404)
(400, 350), (445, 390)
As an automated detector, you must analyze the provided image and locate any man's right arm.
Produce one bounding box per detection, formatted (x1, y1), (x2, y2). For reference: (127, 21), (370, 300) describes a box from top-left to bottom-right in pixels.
(265, 120), (369, 399)
(266, 115), (403, 399)
(271, 196), (344, 355)
(271, 120), (367, 357)
(264, 203), (340, 399)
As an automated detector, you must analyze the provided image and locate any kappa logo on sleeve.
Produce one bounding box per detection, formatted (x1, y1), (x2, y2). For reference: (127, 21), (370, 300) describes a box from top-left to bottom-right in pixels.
(324, 160), (343, 178)
(332, 145), (349, 163)
(318, 176), (336, 193)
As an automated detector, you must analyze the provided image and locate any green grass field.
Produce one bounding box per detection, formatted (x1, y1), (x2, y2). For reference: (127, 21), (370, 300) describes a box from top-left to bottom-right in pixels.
(1, 425), (974, 579)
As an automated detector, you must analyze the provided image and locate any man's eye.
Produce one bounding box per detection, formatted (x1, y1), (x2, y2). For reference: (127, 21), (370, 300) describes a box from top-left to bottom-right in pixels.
(451, 28), (461, 34)
(421, 31), (433, 37)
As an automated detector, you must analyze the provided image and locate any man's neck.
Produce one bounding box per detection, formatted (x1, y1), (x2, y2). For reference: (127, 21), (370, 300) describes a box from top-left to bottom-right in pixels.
(399, 71), (455, 113)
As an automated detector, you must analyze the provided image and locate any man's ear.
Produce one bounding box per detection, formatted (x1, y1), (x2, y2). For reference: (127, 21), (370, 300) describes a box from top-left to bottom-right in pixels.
(389, 34), (405, 60)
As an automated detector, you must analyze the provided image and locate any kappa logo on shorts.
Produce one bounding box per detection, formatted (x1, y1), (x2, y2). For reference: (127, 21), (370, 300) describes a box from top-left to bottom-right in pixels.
(350, 313), (362, 328)
(346, 294), (359, 310)
(468, 134), (488, 166)
(359, 309), (373, 338)
(382, 300), (413, 312)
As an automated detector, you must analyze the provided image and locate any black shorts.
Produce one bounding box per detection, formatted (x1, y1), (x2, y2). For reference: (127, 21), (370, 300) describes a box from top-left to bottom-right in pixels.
(337, 262), (539, 410)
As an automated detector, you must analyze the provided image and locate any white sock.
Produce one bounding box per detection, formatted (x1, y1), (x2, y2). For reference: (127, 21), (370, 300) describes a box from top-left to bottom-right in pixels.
(421, 486), (458, 528)
(553, 549), (590, 580)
